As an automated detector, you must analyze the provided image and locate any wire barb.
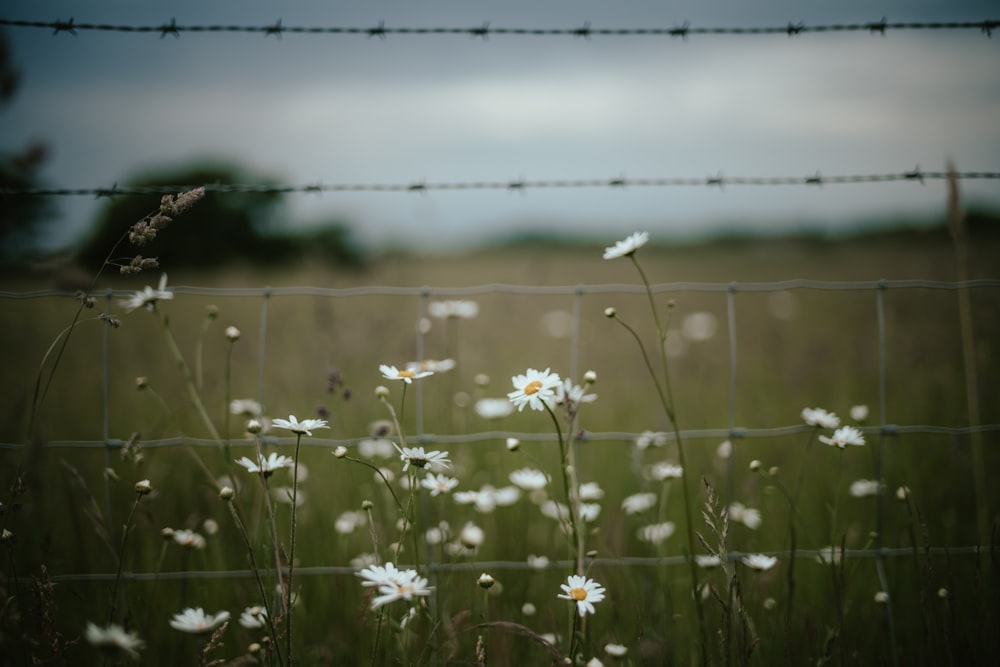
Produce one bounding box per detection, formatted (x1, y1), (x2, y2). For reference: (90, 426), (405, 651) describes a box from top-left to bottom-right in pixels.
(52, 17), (76, 36)
(159, 18), (179, 39)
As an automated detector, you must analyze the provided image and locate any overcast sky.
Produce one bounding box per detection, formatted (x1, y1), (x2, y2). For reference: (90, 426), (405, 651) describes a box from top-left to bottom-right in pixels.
(2, 1), (999, 250)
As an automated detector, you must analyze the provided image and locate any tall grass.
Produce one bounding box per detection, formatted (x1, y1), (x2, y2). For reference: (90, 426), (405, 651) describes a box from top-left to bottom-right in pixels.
(1, 227), (998, 664)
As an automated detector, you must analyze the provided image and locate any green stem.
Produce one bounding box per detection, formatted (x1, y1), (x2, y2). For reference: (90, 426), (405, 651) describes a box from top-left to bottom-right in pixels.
(543, 402), (582, 573)
(285, 433), (303, 664)
(226, 499), (285, 667)
(108, 492), (143, 623)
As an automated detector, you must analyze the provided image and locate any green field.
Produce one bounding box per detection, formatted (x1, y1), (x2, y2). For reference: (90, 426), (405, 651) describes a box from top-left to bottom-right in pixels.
(2, 227), (999, 665)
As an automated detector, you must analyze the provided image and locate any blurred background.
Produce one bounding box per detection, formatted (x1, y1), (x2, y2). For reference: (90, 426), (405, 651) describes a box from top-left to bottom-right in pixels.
(1, 0), (999, 267)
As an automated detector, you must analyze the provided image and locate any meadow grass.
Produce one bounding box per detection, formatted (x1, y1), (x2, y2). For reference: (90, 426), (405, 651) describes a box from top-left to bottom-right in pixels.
(1, 228), (998, 665)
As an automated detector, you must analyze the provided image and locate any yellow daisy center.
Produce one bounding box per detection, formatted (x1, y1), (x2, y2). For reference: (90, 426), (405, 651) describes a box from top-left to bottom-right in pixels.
(570, 587), (587, 601)
(398, 370), (416, 378)
(524, 380), (543, 395)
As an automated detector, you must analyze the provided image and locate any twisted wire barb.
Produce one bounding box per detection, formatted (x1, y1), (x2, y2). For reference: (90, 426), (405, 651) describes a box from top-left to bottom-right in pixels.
(1, 17), (997, 39)
(3, 170), (998, 199)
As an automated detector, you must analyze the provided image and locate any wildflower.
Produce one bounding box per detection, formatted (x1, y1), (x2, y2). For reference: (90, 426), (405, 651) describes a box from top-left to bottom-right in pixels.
(716, 439), (732, 458)
(621, 492), (657, 515)
(271, 415), (329, 436)
(357, 562), (404, 588)
(428, 299), (479, 319)
(474, 398), (515, 420)
(372, 570), (433, 608)
(119, 274), (173, 313)
(335, 511), (367, 534)
(394, 443), (451, 471)
(230, 399), (262, 417)
(522, 602), (537, 615)
(556, 378), (597, 408)
(749, 460), (762, 472)
(579, 481), (605, 500)
(558, 575), (606, 617)
(695, 554), (722, 569)
(648, 461), (683, 481)
(509, 468), (548, 491)
(219, 486), (234, 501)
(246, 419), (263, 434)
(202, 519), (218, 536)
(460, 522), (485, 549)
(764, 597), (778, 610)
(682, 311), (718, 342)
(896, 486), (910, 500)
(407, 358), (456, 374)
(850, 404), (869, 422)
(505, 437), (520, 451)
(635, 430), (667, 449)
(375, 385), (390, 399)
(874, 591), (889, 604)
(801, 407), (840, 429)
(527, 554), (550, 569)
(172, 529), (206, 550)
(507, 368), (561, 412)
(477, 572), (496, 589)
(333, 446), (348, 458)
(605, 643), (628, 657)
(603, 231), (649, 260)
(235, 452), (294, 477)
(850, 479), (882, 497)
(637, 522), (675, 545)
(224, 326), (241, 341)
(742, 554), (778, 571)
(820, 425), (866, 448)
(816, 546), (842, 565)
(604, 307), (616, 318)
(421, 473), (459, 496)
(238, 606), (267, 629)
(380, 363), (432, 384)
(85, 622), (145, 660)
(581, 503), (602, 522)
(540, 500), (570, 522)
(587, 659), (605, 667)
(168, 607), (230, 634)
(134, 479), (152, 495)
(728, 502), (762, 529)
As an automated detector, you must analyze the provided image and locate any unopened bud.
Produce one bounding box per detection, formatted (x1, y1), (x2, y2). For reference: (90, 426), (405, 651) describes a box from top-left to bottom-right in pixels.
(219, 486), (234, 501)
(225, 325), (241, 341)
(477, 572), (495, 589)
(603, 307), (616, 318)
(333, 446), (348, 459)
(134, 479), (152, 495)
(375, 385), (390, 400)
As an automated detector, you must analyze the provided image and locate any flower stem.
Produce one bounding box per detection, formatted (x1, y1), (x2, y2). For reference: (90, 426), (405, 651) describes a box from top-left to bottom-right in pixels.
(108, 492), (143, 623)
(543, 402), (583, 574)
(285, 433), (303, 664)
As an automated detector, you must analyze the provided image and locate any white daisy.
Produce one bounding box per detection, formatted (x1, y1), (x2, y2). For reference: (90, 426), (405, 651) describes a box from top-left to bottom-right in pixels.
(235, 452), (294, 477)
(648, 461), (684, 481)
(621, 492), (657, 515)
(119, 274), (173, 313)
(637, 522), (675, 544)
(168, 607), (230, 634)
(816, 546), (842, 565)
(604, 643), (628, 657)
(172, 529), (206, 550)
(474, 398), (516, 420)
(507, 368), (562, 412)
(460, 522), (485, 548)
(271, 415), (329, 436)
(229, 398), (262, 417)
(801, 407), (840, 430)
(356, 562), (405, 588)
(850, 404), (869, 422)
(580, 503), (602, 522)
(695, 554), (723, 569)
(509, 468), (549, 491)
(558, 575), (607, 617)
(635, 430), (668, 449)
(556, 379), (597, 407)
(380, 364), (433, 384)
(372, 570), (433, 609)
(238, 606), (267, 629)
(428, 300), (479, 320)
(579, 482), (605, 500)
(85, 622), (145, 659)
(406, 358), (456, 374)
(850, 479), (882, 497)
(421, 473), (459, 496)
(741, 554), (778, 571)
(603, 231), (649, 260)
(334, 511), (367, 534)
(394, 443), (451, 471)
(820, 425), (866, 448)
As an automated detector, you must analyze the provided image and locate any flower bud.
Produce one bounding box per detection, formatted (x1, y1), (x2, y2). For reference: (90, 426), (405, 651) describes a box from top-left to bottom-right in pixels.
(333, 446), (348, 459)
(603, 307), (616, 318)
(749, 460), (762, 472)
(375, 385), (390, 400)
(506, 437), (520, 452)
(219, 486), (235, 501)
(134, 479), (152, 495)
(246, 419), (262, 434)
(477, 572), (495, 589)
(225, 325), (241, 341)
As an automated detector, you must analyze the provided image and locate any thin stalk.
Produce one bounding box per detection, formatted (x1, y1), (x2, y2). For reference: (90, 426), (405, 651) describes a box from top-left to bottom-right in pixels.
(543, 402), (582, 573)
(225, 498), (284, 667)
(108, 491), (144, 623)
(285, 433), (303, 664)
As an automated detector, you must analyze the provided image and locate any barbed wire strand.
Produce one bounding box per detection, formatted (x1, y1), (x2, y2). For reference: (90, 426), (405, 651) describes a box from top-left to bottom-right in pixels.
(1, 17), (997, 39)
(3, 170), (999, 199)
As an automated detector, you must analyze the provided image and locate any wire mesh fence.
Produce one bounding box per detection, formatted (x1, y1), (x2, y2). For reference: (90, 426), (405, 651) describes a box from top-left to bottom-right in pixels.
(4, 277), (998, 583)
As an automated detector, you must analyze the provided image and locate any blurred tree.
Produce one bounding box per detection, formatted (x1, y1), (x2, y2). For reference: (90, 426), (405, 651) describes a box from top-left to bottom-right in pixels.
(75, 160), (366, 273)
(0, 30), (55, 265)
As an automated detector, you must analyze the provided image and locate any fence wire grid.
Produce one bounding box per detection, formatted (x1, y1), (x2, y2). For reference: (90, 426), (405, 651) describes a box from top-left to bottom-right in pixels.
(4, 278), (998, 584)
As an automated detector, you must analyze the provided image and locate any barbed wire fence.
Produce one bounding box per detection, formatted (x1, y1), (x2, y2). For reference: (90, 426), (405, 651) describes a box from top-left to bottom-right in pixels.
(1, 17), (998, 39)
(4, 277), (999, 587)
